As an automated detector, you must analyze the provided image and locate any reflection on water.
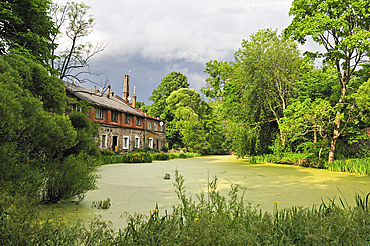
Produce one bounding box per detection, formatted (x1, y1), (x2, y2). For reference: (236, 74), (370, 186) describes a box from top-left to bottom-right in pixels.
(41, 155), (370, 230)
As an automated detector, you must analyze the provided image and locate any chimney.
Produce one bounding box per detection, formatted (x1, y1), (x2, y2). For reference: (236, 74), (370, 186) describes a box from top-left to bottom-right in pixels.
(106, 85), (111, 98)
(132, 86), (137, 108)
(123, 75), (129, 101)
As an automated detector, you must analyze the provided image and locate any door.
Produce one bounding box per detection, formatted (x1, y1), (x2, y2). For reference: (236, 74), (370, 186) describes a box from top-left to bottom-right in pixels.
(112, 136), (118, 151)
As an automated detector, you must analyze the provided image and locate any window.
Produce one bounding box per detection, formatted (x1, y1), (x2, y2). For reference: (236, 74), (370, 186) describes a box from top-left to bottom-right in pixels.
(154, 122), (158, 131)
(134, 136), (140, 149)
(148, 138), (153, 149)
(111, 110), (118, 122)
(136, 116), (141, 126)
(125, 113), (130, 124)
(160, 122), (163, 132)
(72, 104), (82, 112)
(95, 107), (103, 119)
(123, 136), (129, 149)
(101, 134), (107, 148)
(147, 120), (151, 130)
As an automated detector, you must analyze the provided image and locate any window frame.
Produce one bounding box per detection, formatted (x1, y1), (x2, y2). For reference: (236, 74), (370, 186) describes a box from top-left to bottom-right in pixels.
(125, 113), (130, 124)
(134, 136), (140, 149)
(111, 110), (118, 122)
(95, 107), (103, 119)
(147, 120), (151, 130)
(154, 121), (158, 131)
(123, 136), (129, 150)
(101, 134), (107, 148)
(136, 116), (141, 126)
(148, 138), (153, 149)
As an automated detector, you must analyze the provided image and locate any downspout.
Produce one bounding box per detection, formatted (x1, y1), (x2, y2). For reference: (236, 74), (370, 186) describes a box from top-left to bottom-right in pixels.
(144, 114), (147, 148)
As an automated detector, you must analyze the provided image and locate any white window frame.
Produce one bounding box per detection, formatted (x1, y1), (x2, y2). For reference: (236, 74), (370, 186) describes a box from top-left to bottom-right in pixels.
(148, 138), (153, 149)
(147, 120), (151, 130)
(72, 104), (82, 112)
(123, 136), (129, 150)
(95, 107), (103, 119)
(134, 136), (140, 149)
(101, 134), (107, 148)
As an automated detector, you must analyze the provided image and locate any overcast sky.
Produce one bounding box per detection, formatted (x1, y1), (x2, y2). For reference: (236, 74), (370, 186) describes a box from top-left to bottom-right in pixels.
(59, 0), (319, 104)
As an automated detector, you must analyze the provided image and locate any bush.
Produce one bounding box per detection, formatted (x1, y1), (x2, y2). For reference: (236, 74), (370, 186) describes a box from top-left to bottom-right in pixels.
(100, 152), (153, 164)
(39, 153), (101, 203)
(152, 152), (170, 161)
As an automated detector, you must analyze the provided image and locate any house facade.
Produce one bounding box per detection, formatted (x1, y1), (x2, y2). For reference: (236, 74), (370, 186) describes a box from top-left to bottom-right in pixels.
(65, 75), (165, 152)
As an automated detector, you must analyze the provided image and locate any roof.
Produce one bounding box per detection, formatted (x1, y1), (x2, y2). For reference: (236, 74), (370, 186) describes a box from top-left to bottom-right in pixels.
(64, 82), (144, 117)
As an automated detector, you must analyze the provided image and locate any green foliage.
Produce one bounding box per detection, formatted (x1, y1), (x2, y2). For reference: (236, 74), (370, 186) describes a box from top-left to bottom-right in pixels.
(323, 158), (370, 175)
(119, 171), (370, 245)
(49, 1), (106, 80)
(148, 71), (189, 118)
(211, 29), (302, 157)
(64, 111), (100, 158)
(100, 152), (153, 164)
(148, 71), (190, 149)
(201, 60), (234, 100)
(92, 198), (111, 209)
(40, 153), (100, 203)
(285, 0), (370, 161)
(0, 54), (66, 114)
(0, 54), (100, 203)
(0, 0), (57, 66)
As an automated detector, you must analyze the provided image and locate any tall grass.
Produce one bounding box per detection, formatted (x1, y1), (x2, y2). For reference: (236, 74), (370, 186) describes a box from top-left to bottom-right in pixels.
(2, 172), (370, 245)
(324, 158), (370, 175)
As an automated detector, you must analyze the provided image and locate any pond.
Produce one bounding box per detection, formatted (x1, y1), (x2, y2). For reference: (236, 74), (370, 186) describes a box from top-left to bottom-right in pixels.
(42, 155), (370, 230)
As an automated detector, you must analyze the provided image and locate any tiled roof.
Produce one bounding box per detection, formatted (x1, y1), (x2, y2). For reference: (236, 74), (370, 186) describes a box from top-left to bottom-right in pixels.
(64, 82), (144, 116)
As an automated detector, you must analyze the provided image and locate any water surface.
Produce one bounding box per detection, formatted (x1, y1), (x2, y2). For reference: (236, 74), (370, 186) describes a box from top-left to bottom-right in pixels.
(44, 155), (370, 230)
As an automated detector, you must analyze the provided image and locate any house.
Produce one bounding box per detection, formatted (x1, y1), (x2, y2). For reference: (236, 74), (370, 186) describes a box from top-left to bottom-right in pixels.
(64, 75), (166, 152)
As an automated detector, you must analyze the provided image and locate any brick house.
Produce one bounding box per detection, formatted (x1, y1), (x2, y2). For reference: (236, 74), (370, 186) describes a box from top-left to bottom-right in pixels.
(65, 75), (166, 152)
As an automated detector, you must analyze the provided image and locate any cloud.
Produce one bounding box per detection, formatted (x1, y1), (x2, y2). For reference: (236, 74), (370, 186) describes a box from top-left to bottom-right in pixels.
(59, 0), (301, 104)
(86, 0), (293, 64)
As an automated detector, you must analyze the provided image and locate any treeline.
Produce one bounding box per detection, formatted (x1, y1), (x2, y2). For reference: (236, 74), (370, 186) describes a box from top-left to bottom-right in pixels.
(0, 0), (104, 203)
(142, 2), (370, 162)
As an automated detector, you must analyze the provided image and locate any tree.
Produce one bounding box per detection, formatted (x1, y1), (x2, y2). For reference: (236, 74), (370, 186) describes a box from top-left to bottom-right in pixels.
(0, 54), (66, 114)
(0, 54), (100, 201)
(0, 0), (57, 67)
(285, 0), (370, 161)
(148, 71), (189, 149)
(49, 1), (106, 82)
(209, 29), (302, 156)
(201, 60), (234, 100)
(148, 71), (189, 118)
(165, 88), (225, 154)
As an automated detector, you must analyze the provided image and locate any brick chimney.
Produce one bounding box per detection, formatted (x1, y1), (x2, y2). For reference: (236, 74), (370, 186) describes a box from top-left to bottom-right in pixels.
(132, 86), (137, 108)
(123, 75), (129, 101)
(106, 85), (111, 98)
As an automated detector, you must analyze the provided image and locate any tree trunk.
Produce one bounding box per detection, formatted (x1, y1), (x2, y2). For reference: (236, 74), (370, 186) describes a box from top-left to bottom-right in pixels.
(328, 106), (342, 162)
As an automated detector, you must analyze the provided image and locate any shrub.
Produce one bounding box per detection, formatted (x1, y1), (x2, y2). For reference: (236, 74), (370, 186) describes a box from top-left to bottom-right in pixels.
(39, 153), (101, 203)
(152, 152), (170, 161)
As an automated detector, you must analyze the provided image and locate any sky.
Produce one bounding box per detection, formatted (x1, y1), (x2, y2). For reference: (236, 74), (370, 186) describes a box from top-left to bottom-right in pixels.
(59, 0), (320, 104)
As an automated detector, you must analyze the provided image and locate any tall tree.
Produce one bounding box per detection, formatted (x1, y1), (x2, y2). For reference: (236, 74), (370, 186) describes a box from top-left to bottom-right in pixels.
(49, 1), (106, 82)
(209, 29), (302, 156)
(148, 71), (189, 118)
(148, 71), (189, 149)
(0, 0), (57, 66)
(285, 0), (370, 162)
